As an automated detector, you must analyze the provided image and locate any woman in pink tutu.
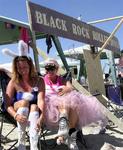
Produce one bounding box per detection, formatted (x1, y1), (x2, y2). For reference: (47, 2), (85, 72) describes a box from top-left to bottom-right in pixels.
(44, 58), (108, 150)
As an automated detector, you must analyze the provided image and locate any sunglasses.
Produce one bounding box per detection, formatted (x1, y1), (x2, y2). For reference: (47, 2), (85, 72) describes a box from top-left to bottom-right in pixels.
(45, 64), (56, 71)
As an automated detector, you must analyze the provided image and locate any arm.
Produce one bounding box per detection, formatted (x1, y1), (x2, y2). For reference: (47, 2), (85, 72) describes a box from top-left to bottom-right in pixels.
(5, 79), (17, 118)
(58, 79), (74, 96)
(37, 77), (45, 124)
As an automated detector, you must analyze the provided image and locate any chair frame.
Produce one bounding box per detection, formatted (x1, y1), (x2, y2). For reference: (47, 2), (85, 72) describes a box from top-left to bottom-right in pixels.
(0, 70), (54, 150)
(106, 85), (123, 119)
(0, 70), (18, 149)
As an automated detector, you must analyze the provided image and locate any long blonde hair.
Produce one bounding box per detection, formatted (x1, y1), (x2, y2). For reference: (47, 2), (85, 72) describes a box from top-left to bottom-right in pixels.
(12, 56), (37, 83)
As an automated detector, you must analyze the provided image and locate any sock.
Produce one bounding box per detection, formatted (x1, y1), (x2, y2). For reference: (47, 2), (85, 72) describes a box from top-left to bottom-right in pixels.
(28, 111), (39, 150)
(16, 107), (29, 147)
(59, 112), (68, 119)
(69, 128), (76, 136)
(17, 107), (29, 132)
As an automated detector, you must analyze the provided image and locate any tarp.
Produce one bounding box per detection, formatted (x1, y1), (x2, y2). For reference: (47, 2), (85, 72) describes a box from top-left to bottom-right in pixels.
(0, 16), (46, 45)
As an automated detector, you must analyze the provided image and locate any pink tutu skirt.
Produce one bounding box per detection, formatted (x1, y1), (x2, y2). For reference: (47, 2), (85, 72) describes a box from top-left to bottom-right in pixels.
(44, 90), (107, 129)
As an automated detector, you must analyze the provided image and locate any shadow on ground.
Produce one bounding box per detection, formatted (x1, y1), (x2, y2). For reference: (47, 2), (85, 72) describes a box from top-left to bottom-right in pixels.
(84, 133), (123, 150)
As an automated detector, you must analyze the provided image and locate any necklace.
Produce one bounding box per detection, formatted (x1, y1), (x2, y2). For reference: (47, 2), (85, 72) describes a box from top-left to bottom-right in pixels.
(44, 75), (60, 92)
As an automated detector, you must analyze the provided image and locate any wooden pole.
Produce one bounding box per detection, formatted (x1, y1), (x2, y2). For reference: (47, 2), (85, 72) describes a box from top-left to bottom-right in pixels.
(88, 15), (123, 24)
(26, 0), (40, 72)
(97, 18), (123, 57)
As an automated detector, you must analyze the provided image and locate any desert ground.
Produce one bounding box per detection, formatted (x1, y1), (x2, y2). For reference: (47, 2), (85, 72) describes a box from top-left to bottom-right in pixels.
(1, 118), (123, 150)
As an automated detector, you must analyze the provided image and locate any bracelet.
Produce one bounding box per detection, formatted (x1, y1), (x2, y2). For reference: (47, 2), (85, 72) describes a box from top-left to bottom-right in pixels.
(14, 113), (19, 120)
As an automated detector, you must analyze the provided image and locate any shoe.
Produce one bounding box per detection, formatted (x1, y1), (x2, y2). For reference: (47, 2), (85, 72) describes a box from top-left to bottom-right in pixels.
(68, 130), (87, 150)
(30, 135), (39, 150)
(18, 144), (26, 150)
(56, 136), (69, 145)
(18, 131), (26, 150)
(99, 128), (106, 134)
(57, 117), (69, 137)
(68, 131), (79, 150)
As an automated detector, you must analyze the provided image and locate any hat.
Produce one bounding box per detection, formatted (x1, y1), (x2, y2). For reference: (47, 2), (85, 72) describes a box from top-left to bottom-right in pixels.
(44, 58), (59, 68)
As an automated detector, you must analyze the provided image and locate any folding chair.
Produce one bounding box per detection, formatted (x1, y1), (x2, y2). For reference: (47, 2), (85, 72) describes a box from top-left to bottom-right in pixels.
(0, 69), (18, 150)
(0, 69), (45, 150)
(107, 85), (123, 119)
(0, 70), (51, 150)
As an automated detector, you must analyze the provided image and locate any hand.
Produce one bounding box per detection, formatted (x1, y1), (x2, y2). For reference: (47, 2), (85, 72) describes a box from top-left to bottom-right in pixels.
(57, 86), (67, 96)
(36, 117), (43, 132)
(15, 114), (28, 123)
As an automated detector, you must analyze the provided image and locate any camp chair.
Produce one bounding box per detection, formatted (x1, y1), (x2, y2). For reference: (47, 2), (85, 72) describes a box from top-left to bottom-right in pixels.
(107, 85), (123, 119)
(0, 69), (52, 150)
(0, 69), (18, 149)
(0, 70), (46, 150)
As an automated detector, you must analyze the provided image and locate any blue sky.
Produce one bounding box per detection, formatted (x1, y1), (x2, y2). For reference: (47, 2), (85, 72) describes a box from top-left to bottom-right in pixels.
(0, 0), (123, 65)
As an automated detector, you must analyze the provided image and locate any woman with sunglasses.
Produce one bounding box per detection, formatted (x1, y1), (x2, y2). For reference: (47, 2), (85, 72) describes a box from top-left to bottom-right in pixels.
(5, 56), (45, 150)
(44, 58), (108, 150)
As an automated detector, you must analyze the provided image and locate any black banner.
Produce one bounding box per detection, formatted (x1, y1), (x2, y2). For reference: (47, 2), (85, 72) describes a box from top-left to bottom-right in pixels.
(28, 2), (120, 52)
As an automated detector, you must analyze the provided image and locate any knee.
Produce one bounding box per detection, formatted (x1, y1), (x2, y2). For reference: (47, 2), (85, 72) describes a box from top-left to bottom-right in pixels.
(21, 100), (29, 107)
(14, 100), (29, 110)
(58, 104), (69, 111)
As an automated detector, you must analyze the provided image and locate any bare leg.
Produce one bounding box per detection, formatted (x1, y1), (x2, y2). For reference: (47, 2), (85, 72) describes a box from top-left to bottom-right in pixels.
(69, 108), (78, 129)
(58, 102), (69, 114)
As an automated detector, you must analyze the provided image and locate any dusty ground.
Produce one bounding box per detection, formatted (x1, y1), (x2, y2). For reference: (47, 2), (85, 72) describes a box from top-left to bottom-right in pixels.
(83, 123), (123, 150)
(0, 118), (123, 150)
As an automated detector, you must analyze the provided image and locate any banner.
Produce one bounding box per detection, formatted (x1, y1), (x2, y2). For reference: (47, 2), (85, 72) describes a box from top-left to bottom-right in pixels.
(28, 2), (120, 52)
